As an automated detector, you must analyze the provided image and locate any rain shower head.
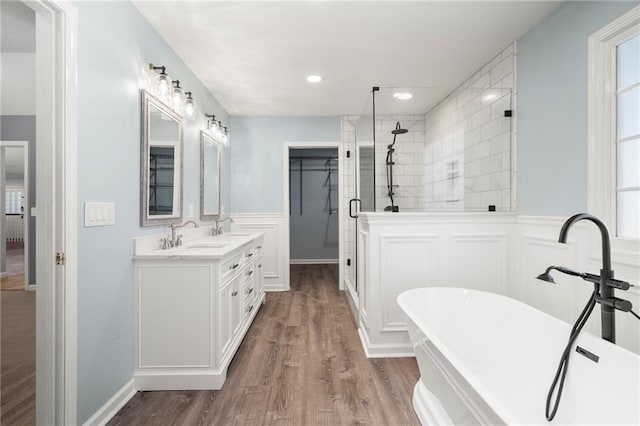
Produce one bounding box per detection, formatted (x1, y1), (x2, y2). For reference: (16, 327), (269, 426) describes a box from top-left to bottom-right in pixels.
(391, 122), (408, 135)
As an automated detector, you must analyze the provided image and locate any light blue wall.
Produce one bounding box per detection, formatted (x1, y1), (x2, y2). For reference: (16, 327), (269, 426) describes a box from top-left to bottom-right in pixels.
(75, 2), (229, 422)
(229, 116), (341, 213)
(517, 0), (639, 215)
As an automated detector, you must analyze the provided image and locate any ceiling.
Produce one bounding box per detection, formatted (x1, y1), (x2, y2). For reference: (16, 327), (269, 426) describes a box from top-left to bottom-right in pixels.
(136, 1), (561, 116)
(1, 1), (35, 115)
(0, 1), (35, 53)
(3, 147), (25, 180)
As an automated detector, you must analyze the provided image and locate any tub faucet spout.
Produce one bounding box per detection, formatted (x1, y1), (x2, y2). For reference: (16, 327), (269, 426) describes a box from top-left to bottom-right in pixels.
(541, 213), (638, 343)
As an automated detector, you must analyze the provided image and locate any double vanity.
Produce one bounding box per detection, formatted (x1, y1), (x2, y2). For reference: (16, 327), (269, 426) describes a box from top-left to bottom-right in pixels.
(132, 231), (265, 390)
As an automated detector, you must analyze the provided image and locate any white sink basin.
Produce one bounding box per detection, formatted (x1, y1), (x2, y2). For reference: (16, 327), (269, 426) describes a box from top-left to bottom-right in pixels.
(186, 242), (229, 249)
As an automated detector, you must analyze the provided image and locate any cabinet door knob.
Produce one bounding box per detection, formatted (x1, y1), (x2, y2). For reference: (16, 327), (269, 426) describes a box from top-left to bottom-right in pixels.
(246, 288), (254, 295)
(246, 270), (253, 276)
(258, 264), (262, 268)
(246, 305), (253, 313)
(232, 291), (238, 297)
(256, 246), (262, 249)
(230, 263), (239, 270)
(246, 252), (253, 258)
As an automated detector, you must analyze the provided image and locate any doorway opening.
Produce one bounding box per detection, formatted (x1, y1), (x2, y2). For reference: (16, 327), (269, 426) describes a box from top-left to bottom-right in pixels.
(1, 142), (31, 291)
(1, 0), (78, 424)
(283, 142), (344, 291)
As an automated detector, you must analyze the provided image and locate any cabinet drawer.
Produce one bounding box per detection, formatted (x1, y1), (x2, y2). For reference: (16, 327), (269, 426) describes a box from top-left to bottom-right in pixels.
(222, 252), (243, 281)
(253, 241), (264, 257)
(243, 264), (256, 287)
(244, 301), (256, 320)
(244, 276), (256, 305)
(243, 246), (257, 261)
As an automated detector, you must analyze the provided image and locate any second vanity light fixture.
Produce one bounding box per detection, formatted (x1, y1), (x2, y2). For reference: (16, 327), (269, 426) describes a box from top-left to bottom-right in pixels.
(149, 63), (195, 119)
(205, 113), (229, 145)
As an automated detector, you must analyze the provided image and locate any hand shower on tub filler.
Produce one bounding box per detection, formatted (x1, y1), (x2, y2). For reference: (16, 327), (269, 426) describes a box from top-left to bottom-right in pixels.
(535, 213), (639, 421)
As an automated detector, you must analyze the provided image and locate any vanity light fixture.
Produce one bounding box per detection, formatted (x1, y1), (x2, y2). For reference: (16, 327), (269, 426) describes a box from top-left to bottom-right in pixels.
(222, 127), (229, 145)
(393, 92), (413, 100)
(149, 64), (171, 97)
(306, 75), (322, 83)
(204, 113), (228, 144)
(184, 91), (195, 118)
(172, 80), (185, 110)
(205, 113), (219, 137)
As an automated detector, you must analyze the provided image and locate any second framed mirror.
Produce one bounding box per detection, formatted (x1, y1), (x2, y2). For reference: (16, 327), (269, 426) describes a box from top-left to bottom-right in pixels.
(200, 131), (221, 220)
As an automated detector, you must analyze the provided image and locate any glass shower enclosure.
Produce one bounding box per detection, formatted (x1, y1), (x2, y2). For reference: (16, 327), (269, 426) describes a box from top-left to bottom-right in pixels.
(344, 85), (513, 295)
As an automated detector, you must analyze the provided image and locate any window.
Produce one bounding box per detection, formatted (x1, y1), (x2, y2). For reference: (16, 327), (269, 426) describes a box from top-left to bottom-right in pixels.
(589, 6), (640, 244)
(615, 34), (640, 239)
(5, 188), (24, 214)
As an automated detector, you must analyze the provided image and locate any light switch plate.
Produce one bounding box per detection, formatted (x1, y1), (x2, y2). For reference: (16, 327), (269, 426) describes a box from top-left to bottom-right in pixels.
(85, 202), (115, 227)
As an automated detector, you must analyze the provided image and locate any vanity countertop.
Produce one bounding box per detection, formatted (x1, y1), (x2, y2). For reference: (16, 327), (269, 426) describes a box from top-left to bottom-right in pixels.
(133, 232), (264, 260)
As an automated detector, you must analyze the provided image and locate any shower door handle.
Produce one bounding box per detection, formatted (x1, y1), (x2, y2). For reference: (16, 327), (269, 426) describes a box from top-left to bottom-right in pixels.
(349, 198), (360, 219)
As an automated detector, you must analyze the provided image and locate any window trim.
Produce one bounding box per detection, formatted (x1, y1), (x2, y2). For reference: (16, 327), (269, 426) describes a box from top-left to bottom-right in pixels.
(588, 5), (640, 252)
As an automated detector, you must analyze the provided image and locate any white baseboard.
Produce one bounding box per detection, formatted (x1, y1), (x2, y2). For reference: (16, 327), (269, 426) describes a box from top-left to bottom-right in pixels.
(27, 284), (36, 291)
(83, 379), (136, 426)
(357, 327), (415, 358)
(290, 258), (339, 264)
(134, 370), (226, 391)
(0, 272), (7, 278)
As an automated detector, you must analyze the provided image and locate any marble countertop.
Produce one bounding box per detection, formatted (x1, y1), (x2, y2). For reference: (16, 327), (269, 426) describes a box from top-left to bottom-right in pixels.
(133, 232), (264, 260)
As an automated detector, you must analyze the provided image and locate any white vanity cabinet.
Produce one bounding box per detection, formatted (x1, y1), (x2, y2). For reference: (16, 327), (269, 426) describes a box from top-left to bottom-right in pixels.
(133, 233), (265, 391)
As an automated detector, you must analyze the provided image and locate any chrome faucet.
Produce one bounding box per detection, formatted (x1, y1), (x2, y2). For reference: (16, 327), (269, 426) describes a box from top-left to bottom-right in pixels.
(212, 217), (234, 236)
(169, 220), (199, 247)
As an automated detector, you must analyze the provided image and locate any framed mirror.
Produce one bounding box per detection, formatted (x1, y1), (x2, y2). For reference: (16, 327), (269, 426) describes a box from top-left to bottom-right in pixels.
(140, 90), (183, 226)
(200, 131), (221, 219)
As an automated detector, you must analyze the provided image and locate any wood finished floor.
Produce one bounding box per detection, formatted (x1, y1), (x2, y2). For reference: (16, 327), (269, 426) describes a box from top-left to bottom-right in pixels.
(1, 244), (26, 291)
(0, 290), (36, 425)
(109, 264), (420, 425)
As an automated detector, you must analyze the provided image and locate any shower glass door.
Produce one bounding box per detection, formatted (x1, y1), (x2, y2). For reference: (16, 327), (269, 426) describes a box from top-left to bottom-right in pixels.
(344, 95), (375, 297)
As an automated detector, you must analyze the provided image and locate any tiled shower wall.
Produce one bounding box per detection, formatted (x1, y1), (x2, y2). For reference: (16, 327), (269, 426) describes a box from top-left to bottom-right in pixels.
(424, 43), (515, 211)
(374, 115), (426, 212)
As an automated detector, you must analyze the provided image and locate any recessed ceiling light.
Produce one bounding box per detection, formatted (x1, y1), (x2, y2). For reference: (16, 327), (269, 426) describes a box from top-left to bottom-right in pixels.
(306, 75), (322, 83)
(483, 93), (498, 102)
(393, 92), (413, 100)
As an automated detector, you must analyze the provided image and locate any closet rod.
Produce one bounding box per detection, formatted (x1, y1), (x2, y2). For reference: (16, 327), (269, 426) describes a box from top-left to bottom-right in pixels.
(289, 156), (338, 161)
(289, 168), (338, 172)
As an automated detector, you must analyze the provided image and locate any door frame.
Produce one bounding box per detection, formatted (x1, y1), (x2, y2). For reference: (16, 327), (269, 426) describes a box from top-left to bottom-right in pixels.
(283, 142), (344, 291)
(0, 140), (30, 290)
(24, 0), (78, 424)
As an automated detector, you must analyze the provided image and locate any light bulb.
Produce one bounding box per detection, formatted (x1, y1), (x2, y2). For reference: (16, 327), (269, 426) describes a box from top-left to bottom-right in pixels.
(157, 74), (170, 97)
(184, 97), (194, 118)
(172, 86), (184, 111)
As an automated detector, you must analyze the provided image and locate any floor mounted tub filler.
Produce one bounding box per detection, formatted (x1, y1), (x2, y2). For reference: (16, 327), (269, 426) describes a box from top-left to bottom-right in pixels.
(398, 287), (640, 425)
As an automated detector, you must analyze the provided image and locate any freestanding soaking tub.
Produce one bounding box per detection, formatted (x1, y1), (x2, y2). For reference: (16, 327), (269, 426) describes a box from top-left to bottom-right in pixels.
(398, 287), (640, 425)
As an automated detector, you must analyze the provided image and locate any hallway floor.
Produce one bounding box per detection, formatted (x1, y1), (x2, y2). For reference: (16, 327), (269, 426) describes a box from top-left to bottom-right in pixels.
(1, 243), (26, 290)
(0, 289), (36, 425)
(109, 264), (420, 425)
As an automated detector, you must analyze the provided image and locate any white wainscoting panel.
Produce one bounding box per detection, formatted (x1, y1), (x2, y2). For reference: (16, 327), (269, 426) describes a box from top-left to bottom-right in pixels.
(232, 213), (286, 291)
(451, 234), (507, 295)
(357, 213), (517, 357)
(380, 234), (438, 333)
(355, 213), (640, 357)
